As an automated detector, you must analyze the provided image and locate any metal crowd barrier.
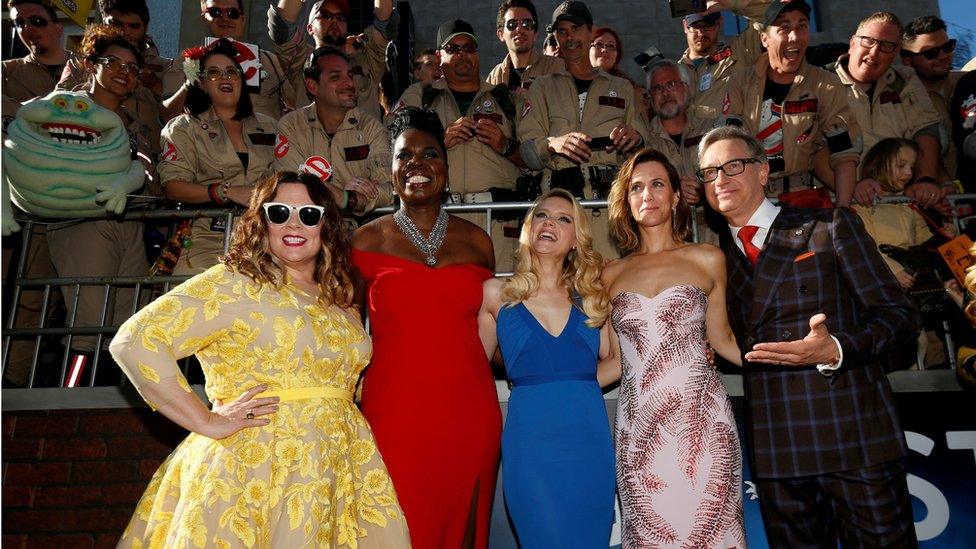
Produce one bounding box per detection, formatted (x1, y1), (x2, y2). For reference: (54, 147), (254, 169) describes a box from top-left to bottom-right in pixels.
(2, 195), (972, 395)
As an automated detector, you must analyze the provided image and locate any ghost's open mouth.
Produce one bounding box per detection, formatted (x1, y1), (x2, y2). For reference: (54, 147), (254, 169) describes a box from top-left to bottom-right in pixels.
(40, 123), (102, 145)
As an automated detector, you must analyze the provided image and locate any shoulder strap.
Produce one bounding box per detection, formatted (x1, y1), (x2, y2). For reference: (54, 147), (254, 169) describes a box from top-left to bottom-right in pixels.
(421, 85), (442, 109)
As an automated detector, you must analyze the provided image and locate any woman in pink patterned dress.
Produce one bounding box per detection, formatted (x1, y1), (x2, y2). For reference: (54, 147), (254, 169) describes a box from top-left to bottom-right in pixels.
(600, 149), (746, 548)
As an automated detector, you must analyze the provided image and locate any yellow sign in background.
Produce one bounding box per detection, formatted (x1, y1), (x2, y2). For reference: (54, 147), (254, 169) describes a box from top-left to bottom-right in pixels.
(48, 0), (94, 27)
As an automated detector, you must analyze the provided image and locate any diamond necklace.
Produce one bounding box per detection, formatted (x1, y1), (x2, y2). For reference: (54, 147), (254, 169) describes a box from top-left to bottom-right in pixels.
(393, 208), (449, 266)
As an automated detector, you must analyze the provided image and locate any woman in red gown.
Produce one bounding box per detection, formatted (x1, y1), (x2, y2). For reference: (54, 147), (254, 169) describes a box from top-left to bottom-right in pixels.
(351, 107), (501, 548)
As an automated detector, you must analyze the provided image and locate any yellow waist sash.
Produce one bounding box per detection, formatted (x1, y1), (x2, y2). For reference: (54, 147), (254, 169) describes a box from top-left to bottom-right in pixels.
(256, 386), (354, 402)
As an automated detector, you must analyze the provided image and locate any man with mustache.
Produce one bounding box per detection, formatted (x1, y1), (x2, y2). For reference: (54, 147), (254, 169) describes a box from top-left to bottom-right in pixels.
(723, 0), (860, 207)
(902, 16), (964, 185)
(1, 0), (71, 120)
(268, 0), (395, 121)
(487, 0), (564, 93)
(274, 46), (392, 225)
(392, 19), (526, 270)
(676, 0), (767, 116)
(831, 11), (947, 214)
(161, 0), (294, 121)
(518, 0), (649, 258)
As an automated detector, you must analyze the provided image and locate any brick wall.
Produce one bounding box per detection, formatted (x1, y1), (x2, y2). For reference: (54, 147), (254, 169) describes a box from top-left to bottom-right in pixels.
(2, 409), (187, 549)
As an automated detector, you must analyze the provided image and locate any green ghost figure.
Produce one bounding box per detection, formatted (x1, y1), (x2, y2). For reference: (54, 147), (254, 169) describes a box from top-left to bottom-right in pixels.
(2, 91), (145, 236)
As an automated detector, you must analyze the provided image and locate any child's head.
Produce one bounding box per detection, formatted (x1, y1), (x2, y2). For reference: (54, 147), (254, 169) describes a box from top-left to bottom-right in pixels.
(861, 138), (919, 193)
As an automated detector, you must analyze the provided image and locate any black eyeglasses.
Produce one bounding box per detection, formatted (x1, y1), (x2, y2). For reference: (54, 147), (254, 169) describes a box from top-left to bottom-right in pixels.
(202, 66), (242, 80)
(855, 35), (899, 54)
(203, 7), (242, 20)
(901, 38), (956, 60)
(263, 203), (326, 227)
(649, 79), (683, 96)
(315, 11), (348, 23)
(12, 15), (51, 29)
(504, 19), (537, 32)
(441, 43), (478, 55)
(696, 158), (762, 183)
(96, 56), (141, 77)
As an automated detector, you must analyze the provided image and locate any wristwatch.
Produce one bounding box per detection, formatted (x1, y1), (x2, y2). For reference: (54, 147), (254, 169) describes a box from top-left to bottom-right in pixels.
(500, 138), (517, 157)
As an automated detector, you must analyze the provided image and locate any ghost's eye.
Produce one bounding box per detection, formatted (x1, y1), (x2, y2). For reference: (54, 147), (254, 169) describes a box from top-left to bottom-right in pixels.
(74, 100), (89, 112)
(53, 97), (68, 109)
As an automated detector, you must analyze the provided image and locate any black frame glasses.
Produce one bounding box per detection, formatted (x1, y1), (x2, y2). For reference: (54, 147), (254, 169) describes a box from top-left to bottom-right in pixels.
(855, 35), (899, 54)
(95, 56), (141, 77)
(696, 158), (762, 183)
(263, 203), (327, 227)
(504, 19), (537, 32)
(202, 66), (242, 81)
(441, 43), (479, 55)
(203, 7), (242, 20)
(12, 15), (51, 29)
(901, 39), (956, 60)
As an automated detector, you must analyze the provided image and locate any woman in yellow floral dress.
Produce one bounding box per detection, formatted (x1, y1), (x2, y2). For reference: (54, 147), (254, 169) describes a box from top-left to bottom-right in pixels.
(110, 171), (410, 548)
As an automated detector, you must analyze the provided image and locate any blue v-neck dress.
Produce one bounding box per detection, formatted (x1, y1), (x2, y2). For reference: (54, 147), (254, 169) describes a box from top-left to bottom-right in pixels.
(498, 302), (616, 548)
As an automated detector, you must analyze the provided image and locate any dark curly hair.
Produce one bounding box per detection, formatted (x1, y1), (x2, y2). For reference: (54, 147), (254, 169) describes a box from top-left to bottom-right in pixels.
(184, 38), (254, 121)
(387, 106), (447, 158)
(221, 171), (356, 308)
(79, 23), (144, 68)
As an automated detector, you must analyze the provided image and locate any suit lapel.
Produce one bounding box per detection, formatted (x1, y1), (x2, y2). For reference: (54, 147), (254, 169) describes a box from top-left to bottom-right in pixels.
(749, 208), (816, 330)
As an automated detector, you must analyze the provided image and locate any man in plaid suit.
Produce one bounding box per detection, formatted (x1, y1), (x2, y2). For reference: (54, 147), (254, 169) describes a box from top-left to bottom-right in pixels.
(697, 126), (919, 547)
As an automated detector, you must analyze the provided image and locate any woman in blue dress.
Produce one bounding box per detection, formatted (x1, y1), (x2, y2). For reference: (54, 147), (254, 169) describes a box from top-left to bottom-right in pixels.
(479, 188), (617, 548)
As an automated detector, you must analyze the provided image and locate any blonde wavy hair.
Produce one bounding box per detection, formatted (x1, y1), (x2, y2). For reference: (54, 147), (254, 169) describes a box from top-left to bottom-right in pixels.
(501, 189), (610, 327)
(608, 148), (690, 252)
(221, 171), (356, 309)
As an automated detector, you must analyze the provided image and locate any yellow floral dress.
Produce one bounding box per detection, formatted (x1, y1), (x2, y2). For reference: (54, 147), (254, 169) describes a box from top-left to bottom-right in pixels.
(110, 264), (410, 548)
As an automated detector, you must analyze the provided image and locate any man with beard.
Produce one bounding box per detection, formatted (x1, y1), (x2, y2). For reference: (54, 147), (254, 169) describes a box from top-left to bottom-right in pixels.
(676, 0), (768, 116)
(724, 0), (860, 207)
(58, 0), (170, 155)
(274, 46), (392, 224)
(393, 19), (526, 270)
(518, 1), (647, 258)
(902, 16), (965, 184)
(268, 0), (395, 120)
(831, 12), (947, 213)
(487, 0), (564, 93)
(2, 0), (71, 120)
(161, 0), (294, 121)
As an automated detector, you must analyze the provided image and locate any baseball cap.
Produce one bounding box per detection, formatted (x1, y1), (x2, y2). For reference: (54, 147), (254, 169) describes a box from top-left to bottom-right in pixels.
(436, 19), (477, 48)
(763, 0), (811, 27)
(308, 0), (350, 25)
(550, 1), (593, 28)
(684, 12), (721, 26)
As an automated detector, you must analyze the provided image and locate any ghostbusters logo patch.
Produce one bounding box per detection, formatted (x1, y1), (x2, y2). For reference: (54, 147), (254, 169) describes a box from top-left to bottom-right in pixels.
(390, 99), (407, 115)
(961, 93), (976, 131)
(162, 142), (179, 162)
(274, 134), (290, 159)
(521, 99), (532, 119)
(300, 155), (333, 182)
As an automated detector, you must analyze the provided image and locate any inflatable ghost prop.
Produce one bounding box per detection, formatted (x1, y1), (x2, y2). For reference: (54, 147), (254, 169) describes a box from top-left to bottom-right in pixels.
(2, 91), (144, 236)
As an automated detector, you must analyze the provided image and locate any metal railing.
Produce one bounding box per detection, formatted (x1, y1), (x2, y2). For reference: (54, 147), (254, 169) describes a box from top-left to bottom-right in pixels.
(2, 194), (972, 397)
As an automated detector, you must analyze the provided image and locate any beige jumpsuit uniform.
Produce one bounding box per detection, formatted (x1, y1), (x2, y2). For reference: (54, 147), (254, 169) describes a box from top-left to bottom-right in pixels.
(162, 49), (294, 121)
(518, 67), (651, 259)
(159, 109), (278, 274)
(678, 1), (767, 116)
(271, 17), (391, 121)
(1, 53), (73, 384)
(486, 51), (566, 91)
(395, 79), (523, 270)
(46, 98), (152, 353)
(833, 58), (943, 174)
(925, 71), (963, 181)
(725, 55), (862, 197)
(274, 103), (393, 224)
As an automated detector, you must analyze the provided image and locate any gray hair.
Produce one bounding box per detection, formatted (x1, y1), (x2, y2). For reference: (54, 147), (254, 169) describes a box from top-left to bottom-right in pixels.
(697, 125), (768, 165)
(645, 58), (693, 88)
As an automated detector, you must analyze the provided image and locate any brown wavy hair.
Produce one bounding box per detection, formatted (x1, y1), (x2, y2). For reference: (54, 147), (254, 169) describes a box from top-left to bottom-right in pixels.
(608, 148), (690, 252)
(502, 189), (610, 327)
(221, 171), (356, 308)
(79, 23), (144, 67)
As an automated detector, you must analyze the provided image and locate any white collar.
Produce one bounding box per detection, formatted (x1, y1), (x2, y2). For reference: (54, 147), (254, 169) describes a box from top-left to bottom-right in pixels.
(729, 199), (779, 232)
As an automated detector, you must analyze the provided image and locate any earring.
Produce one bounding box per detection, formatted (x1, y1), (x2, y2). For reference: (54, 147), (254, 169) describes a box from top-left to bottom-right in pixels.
(672, 207), (677, 230)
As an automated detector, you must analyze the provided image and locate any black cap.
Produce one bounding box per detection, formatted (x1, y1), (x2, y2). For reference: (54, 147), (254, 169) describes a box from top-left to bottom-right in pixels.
(550, 1), (592, 28)
(763, 0), (811, 27)
(436, 19), (477, 48)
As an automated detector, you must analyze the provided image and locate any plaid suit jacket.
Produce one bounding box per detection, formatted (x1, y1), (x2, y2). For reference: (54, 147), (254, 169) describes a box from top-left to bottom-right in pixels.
(723, 206), (918, 478)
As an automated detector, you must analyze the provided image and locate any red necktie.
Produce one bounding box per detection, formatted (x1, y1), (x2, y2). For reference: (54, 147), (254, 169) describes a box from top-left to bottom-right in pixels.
(737, 225), (761, 265)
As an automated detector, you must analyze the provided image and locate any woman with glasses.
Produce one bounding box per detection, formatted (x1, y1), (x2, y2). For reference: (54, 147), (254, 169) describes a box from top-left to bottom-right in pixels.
(602, 149), (745, 548)
(111, 171), (411, 548)
(45, 24), (152, 384)
(589, 27), (624, 76)
(351, 107), (500, 549)
(159, 38), (278, 275)
(479, 189), (616, 548)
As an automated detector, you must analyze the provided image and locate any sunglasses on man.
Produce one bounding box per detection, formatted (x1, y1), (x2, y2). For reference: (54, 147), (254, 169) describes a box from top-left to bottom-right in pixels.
(12, 15), (51, 29)
(441, 43), (479, 55)
(504, 19), (537, 32)
(901, 38), (956, 60)
(203, 7), (242, 20)
(315, 11), (349, 23)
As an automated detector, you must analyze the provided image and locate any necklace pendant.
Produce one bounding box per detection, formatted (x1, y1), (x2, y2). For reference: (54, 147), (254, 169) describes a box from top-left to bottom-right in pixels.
(425, 255), (437, 267)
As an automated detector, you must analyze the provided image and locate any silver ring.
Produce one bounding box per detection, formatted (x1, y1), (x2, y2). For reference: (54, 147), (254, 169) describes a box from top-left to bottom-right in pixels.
(246, 411), (255, 420)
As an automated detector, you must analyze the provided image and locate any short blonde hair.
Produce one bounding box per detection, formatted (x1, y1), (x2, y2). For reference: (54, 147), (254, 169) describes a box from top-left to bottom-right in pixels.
(856, 11), (904, 36)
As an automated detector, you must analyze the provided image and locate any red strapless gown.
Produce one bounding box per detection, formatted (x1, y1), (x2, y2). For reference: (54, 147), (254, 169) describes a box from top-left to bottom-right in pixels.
(352, 249), (502, 549)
